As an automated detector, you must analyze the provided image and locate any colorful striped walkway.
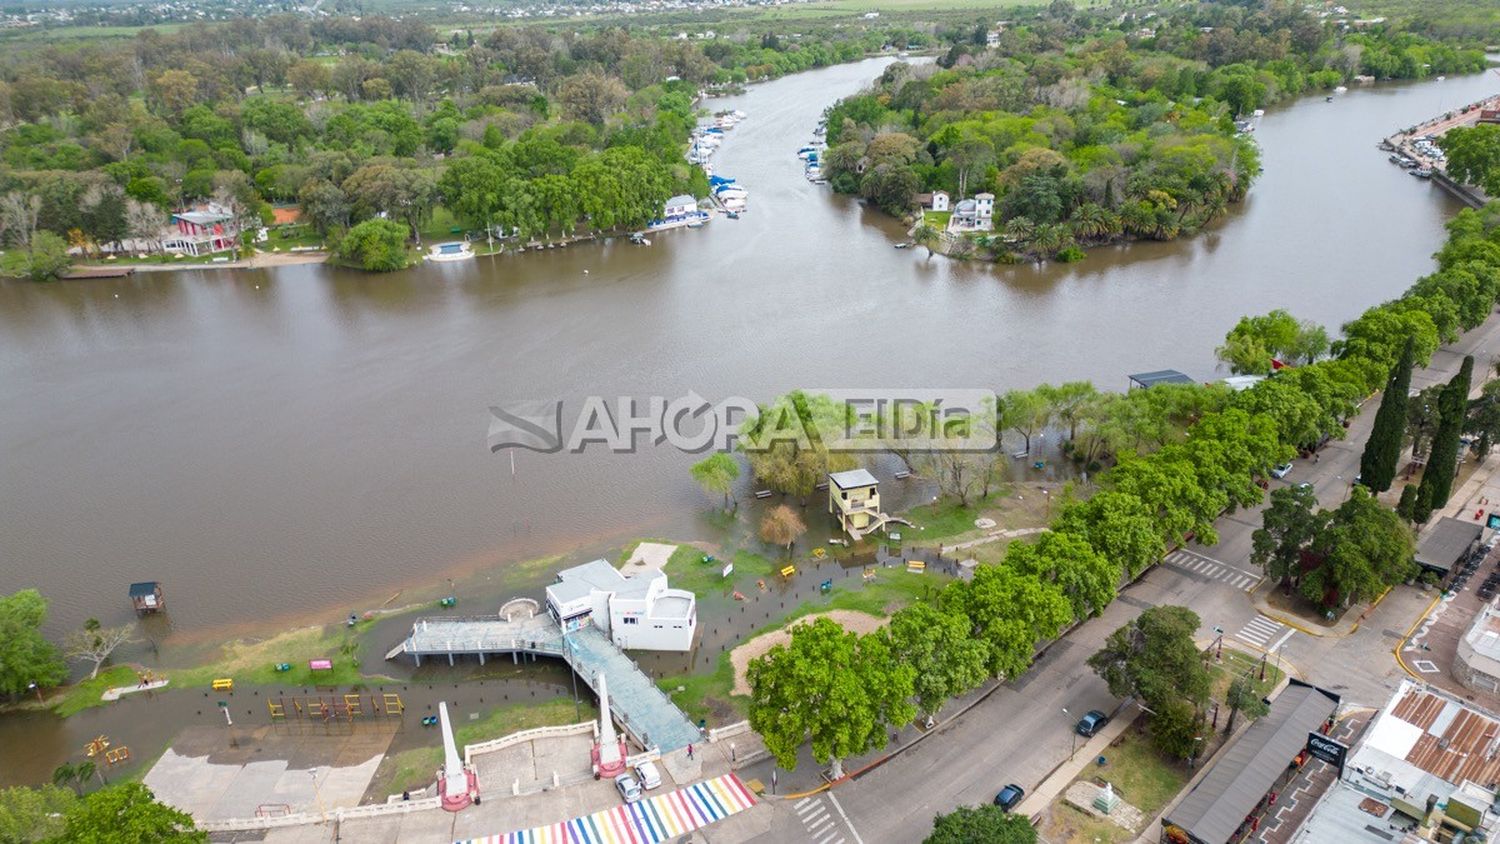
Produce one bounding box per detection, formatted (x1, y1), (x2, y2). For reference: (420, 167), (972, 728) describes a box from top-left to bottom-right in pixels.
(457, 773), (757, 844)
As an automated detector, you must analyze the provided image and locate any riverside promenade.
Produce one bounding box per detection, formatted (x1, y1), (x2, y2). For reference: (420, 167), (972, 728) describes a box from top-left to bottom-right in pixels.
(388, 615), (701, 753)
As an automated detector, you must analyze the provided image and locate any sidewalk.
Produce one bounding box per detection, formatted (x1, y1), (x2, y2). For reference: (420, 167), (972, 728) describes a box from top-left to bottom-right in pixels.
(1012, 704), (1141, 818)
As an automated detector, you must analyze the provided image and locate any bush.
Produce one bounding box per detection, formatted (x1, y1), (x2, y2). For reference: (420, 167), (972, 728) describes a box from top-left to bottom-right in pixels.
(336, 219), (409, 272)
(1055, 245), (1086, 262)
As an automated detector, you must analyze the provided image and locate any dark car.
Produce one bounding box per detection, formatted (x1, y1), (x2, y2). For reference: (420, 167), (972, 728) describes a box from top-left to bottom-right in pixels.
(994, 784), (1025, 811)
(1075, 710), (1110, 737)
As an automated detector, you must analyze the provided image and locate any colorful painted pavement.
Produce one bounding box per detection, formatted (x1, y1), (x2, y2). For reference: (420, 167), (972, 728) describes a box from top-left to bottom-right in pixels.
(457, 773), (757, 844)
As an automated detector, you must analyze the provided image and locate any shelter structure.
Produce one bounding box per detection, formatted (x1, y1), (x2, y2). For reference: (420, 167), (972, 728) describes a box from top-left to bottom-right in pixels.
(1129, 370), (1196, 390)
(128, 581), (163, 614)
(544, 559), (696, 651)
(1415, 517), (1483, 576)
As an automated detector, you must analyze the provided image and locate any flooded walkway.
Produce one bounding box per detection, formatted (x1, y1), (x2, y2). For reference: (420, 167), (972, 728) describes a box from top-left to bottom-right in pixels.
(390, 616), (700, 752)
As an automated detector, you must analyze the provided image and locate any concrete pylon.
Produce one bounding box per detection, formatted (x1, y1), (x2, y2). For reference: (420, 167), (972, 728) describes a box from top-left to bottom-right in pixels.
(592, 672), (627, 776)
(438, 701), (474, 811)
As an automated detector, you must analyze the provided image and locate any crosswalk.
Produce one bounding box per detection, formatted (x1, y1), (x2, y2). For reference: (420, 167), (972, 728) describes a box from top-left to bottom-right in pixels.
(1236, 615), (1294, 651)
(1163, 549), (1261, 592)
(792, 793), (854, 844)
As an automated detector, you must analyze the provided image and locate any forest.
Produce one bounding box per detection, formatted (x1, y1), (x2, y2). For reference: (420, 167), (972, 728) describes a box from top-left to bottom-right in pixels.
(821, 2), (1487, 262)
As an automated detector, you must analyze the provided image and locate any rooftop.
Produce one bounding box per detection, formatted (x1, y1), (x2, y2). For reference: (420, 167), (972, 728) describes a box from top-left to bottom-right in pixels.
(1166, 680), (1340, 844)
(550, 558), (657, 601)
(1416, 518), (1483, 573)
(829, 468), (879, 490)
(128, 581), (160, 597)
(1465, 601), (1500, 665)
(1129, 369), (1196, 389)
(173, 210), (233, 226)
(665, 194), (696, 207)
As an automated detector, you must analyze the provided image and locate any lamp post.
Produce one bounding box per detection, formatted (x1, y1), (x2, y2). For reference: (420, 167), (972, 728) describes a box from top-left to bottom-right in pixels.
(1062, 707), (1078, 760)
(1212, 626), (1224, 661)
(1188, 735), (1205, 769)
(564, 634), (580, 722)
(309, 768), (328, 823)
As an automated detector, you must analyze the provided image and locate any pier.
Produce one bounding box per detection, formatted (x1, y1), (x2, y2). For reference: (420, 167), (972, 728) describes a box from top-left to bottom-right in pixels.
(1382, 91), (1500, 209)
(387, 614), (701, 753)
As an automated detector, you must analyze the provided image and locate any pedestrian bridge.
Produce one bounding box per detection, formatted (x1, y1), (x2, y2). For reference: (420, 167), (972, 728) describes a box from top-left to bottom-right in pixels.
(387, 615), (701, 752)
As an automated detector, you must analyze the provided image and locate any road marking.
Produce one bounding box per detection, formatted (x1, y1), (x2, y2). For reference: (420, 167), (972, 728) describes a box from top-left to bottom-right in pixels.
(1164, 550), (1261, 591)
(1413, 659), (1440, 674)
(1236, 616), (1286, 648)
(827, 792), (864, 844)
(799, 804), (826, 821)
(1270, 628), (1295, 653)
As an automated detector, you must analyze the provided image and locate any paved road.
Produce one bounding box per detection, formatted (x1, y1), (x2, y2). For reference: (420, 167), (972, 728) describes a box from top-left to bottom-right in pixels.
(744, 309), (1500, 843)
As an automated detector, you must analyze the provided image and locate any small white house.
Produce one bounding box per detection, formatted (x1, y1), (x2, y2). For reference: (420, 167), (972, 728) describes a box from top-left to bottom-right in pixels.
(930, 190), (950, 212)
(545, 559), (697, 651)
(974, 192), (995, 220)
(663, 194), (697, 221)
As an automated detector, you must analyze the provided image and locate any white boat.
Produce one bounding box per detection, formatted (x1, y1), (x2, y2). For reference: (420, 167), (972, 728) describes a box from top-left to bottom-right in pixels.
(805, 166), (823, 180)
(1334, 85), (1348, 93)
(426, 241), (475, 262)
(1252, 109), (1265, 117)
(797, 146), (818, 159)
(732, 110), (746, 119)
(715, 186), (748, 201)
(1437, 75), (1447, 81)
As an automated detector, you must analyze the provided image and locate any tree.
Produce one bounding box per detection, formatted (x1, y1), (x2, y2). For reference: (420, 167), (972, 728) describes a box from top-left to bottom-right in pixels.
(64, 619), (137, 680)
(690, 453), (740, 511)
(1418, 355), (1473, 511)
(1037, 382), (1097, 441)
(335, 219), (409, 272)
(0, 192), (41, 248)
(951, 566), (1072, 680)
(52, 761), (97, 797)
(1088, 605), (1211, 710)
(0, 231), (71, 282)
(999, 389), (1051, 455)
(56, 783), (204, 843)
(1055, 491), (1165, 579)
(1468, 379), (1500, 463)
(924, 804), (1037, 844)
(888, 603), (988, 717)
(912, 222), (941, 259)
(747, 618), (915, 780)
(1360, 337), (1415, 492)
(1439, 124), (1500, 195)
(759, 504), (806, 553)
(0, 784), (74, 842)
(1251, 485), (1321, 594)
(556, 72), (629, 126)
(342, 163), (437, 242)
(0, 590), (67, 699)
(124, 199), (167, 253)
(1151, 698), (1206, 761)
(1006, 531), (1120, 621)
(1302, 486), (1417, 607)
(1223, 674), (1268, 733)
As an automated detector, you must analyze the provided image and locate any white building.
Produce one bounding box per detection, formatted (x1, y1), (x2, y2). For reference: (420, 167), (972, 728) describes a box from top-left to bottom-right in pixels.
(544, 559), (696, 651)
(930, 190), (950, 212)
(974, 192), (995, 220)
(663, 194), (698, 221)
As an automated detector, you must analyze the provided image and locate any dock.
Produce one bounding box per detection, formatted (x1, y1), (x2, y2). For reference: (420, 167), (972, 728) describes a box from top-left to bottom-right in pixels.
(62, 266), (136, 280)
(387, 614), (700, 752)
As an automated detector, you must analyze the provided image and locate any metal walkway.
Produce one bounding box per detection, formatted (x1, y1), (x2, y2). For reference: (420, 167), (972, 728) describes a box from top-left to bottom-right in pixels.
(388, 616), (701, 752)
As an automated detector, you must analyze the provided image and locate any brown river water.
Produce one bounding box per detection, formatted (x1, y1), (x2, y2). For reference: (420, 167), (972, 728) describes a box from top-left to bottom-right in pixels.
(0, 57), (1493, 645)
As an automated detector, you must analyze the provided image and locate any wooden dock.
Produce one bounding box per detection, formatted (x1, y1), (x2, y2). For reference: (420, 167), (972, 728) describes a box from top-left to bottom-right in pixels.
(62, 266), (136, 280)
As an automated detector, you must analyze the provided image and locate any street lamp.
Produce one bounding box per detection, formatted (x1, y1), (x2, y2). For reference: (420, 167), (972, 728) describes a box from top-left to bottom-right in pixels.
(1062, 707), (1078, 760)
(1212, 626), (1224, 661)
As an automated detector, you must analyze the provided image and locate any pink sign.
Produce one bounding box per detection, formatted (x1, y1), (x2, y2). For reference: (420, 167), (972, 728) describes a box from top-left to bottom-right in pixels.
(308, 659), (333, 671)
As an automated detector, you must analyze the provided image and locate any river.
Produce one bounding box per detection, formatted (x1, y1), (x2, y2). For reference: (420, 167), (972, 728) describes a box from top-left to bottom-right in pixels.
(0, 58), (1494, 639)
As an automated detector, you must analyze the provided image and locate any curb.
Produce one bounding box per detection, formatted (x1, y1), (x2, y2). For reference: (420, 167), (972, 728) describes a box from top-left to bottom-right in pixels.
(1394, 592), (1444, 680)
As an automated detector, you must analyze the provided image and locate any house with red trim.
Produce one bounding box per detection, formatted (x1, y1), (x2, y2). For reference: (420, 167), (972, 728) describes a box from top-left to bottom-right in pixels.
(161, 203), (239, 257)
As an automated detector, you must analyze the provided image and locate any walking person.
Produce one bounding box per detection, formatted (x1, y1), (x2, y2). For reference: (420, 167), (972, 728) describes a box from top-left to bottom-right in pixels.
(687, 743), (694, 760)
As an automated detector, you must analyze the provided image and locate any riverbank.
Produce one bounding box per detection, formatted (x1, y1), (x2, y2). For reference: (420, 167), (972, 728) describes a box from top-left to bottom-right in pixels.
(75, 249), (330, 274)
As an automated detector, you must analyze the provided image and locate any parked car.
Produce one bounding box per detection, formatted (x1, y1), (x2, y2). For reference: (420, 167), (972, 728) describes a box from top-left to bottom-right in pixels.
(615, 773), (642, 804)
(994, 784), (1025, 812)
(1271, 462), (1293, 479)
(1075, 710), (1110, 737)
(635, 761), (662, 790)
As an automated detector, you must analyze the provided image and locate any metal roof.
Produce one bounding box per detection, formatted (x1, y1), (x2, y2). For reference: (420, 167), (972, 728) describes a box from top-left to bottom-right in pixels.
(1165, 680), (1339, 844)
(1415, 517), (1482, 572)
(128, 581), (159, 597)
(665, 194), (696, 207)
(828, 468), (878, 489)
(1129, 369), (1196, 388)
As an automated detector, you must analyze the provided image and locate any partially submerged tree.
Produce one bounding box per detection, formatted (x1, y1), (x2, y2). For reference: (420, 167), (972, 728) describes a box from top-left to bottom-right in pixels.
(759, 504), (807, 554)
(64, 619), (137, 680)
(689, 453), (740, 512)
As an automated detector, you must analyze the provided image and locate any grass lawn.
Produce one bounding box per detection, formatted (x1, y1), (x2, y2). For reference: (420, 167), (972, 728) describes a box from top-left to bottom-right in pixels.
(52, 665), (143, 718)
(922, 210), (952, 230)
(368, 698), (597, 798)
(1042, 725), (1190, 844)
(1209, 647), (1284, 704)
(169, 620), (394, 693)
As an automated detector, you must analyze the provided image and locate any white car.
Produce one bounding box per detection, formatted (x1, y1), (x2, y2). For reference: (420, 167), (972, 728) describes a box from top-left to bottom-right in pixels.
(1271, 462), (1293, 479)
(635, 760), (662, 790)
(615, 773), (642, 804)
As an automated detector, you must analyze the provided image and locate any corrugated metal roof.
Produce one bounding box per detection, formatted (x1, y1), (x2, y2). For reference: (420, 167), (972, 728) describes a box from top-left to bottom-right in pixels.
(828, 469), (878, 489)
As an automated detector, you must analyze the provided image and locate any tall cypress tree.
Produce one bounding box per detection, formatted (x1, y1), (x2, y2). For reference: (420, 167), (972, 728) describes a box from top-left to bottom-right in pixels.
(1361, 337), (1415, 492)
(1419, 354), (1474, 511)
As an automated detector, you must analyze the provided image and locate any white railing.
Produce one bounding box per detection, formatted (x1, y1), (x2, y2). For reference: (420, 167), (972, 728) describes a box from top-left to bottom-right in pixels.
(197, 796), (442, 832)
(708, 721), (752, 743)
(464, 720), (597, 765)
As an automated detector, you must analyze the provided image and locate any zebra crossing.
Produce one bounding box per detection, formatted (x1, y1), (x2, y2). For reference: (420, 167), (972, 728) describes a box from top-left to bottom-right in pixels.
(1163, 549), (1261, 592)
(792, 793), (854, 844)
(1236, 615), (1294, 651)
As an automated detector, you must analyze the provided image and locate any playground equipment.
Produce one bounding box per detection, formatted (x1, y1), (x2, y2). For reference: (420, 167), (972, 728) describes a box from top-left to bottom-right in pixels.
(266, 692), (404, 721)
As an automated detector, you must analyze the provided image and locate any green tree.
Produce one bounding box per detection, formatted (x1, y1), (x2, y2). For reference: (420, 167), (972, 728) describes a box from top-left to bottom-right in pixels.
(335, 219), (408, 273)
(1006, 531), (1120, 621)
(0, 784), (74, 842)
(1360, 337), (1415, 492)
(1088, 605), (1211, 710)
(912, 222), (941, 259)
(1223, 674), (1269, 733)
(1038, 381), (1097, 441)
(1251, 485), (1321, 594)
(1418, 355), (1473, 511)
(56, 783), (203, 843)
(1439, 124), (1500, 195)
(1302, 486), (1418, 607)
(51, 761), (97, 797)
(924, 804), (1037, 844)
(888, 603), (988, 718)
(998, 389), (1051, 455)
(1151, 698), (1207, 761)
(689, 453), (740, 511)
(1468, 379), (1500, 463)
(747, 618), (915, 780)
(0, 590), (67, 699)
(951, 566), (1072, 680)
(0, 231), (71, 281)
(1054, 491), (1165, 580)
